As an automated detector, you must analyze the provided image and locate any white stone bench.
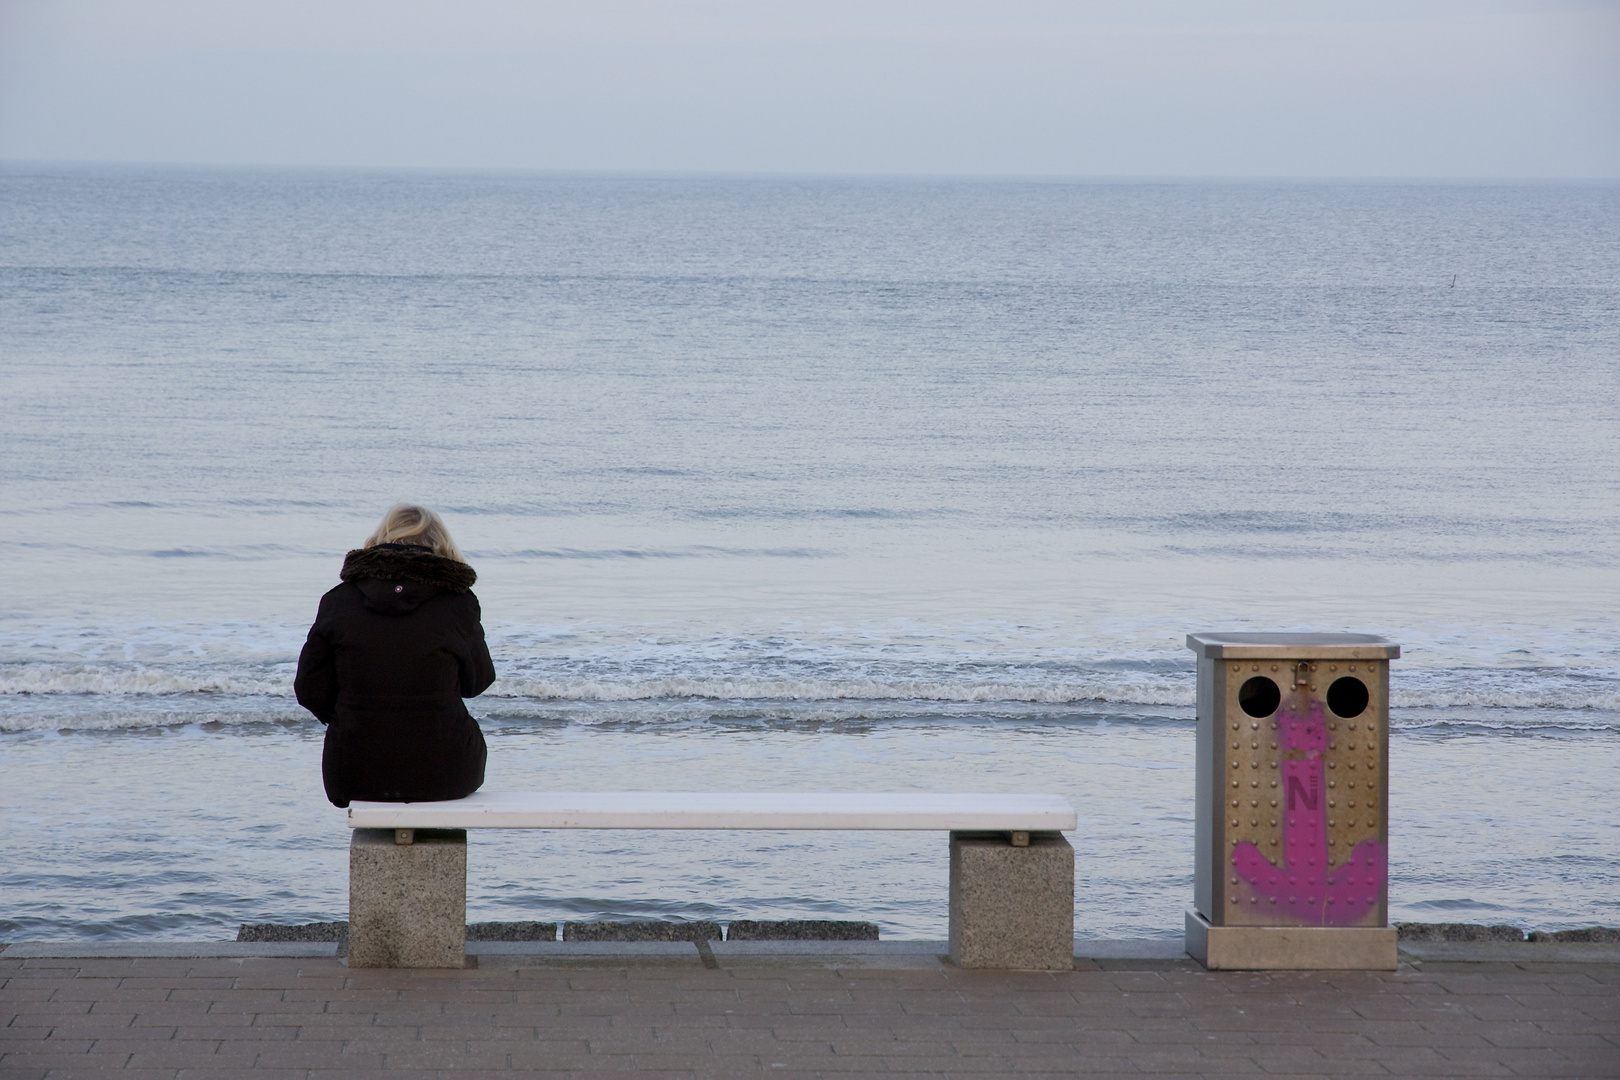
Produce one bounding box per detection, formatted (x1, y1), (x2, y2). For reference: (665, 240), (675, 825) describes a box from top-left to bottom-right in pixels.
(346, 792), (1077, 970)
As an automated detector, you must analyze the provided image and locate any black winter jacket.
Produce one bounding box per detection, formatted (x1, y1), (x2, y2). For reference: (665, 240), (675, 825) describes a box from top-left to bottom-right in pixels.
(295, 544), (496, 808)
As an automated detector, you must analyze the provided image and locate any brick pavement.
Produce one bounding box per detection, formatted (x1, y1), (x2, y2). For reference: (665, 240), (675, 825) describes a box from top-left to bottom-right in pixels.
(3, 950), (1617, 1079)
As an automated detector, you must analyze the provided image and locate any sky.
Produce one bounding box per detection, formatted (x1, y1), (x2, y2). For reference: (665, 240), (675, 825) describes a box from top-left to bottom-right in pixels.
(1, 0), (1617, 177)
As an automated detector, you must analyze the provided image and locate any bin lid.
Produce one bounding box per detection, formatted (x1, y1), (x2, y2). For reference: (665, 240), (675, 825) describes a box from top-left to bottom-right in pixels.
(1185, 632), (1400, 660)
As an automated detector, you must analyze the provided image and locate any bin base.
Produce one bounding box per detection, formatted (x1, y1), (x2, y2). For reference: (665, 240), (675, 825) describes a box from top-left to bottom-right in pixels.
(1185, 909), (1396, 970)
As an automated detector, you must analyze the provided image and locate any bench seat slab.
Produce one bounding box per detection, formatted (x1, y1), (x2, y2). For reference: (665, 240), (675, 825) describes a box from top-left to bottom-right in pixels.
(348, 791), (1077, 832)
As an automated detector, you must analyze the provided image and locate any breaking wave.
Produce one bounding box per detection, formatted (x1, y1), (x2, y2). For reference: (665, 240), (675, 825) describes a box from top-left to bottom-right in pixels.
(482, 675), (1186, 706)
(3, 658), (1617, 734)
(0, 665), (292, 698)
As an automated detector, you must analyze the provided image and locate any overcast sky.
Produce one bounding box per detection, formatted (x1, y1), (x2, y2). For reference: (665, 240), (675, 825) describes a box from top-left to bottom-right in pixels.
(1, 0), (1616, 177)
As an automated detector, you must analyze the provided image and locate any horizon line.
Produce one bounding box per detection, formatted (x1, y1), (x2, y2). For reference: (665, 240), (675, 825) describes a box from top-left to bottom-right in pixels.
(3, 158), (1617, 185)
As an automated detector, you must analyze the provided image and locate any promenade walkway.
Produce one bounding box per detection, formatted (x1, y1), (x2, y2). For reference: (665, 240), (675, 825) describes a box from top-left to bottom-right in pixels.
(3, 941), (1616, 1078)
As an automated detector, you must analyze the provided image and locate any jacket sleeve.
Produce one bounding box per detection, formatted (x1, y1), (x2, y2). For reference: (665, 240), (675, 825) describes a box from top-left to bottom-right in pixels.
(459, 592), (498, 699)
(294, 596), (340, 725)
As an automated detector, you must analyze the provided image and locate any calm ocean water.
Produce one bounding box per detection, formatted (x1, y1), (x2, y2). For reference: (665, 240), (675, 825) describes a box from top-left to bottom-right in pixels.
(2, 165), (1617, 940)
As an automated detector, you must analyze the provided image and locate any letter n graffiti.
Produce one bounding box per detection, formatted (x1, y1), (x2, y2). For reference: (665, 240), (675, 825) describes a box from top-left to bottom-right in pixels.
(1286, 775), (1317, 811)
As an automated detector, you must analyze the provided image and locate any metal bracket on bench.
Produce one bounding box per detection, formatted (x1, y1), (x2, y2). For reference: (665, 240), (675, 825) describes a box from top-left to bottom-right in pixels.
(395, 828), (414, 845)
(1009, 830), (1029, 847)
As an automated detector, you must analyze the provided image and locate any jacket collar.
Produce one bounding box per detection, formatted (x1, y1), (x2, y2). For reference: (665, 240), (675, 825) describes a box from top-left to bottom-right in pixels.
(340, 543), (476, 592)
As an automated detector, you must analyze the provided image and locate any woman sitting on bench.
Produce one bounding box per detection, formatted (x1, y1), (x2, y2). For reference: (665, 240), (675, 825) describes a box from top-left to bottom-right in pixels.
(295, 504), (496, 808)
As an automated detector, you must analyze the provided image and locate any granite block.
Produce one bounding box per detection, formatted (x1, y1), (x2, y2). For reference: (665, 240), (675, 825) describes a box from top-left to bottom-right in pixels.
(948, 830), (1074, 970)
(348, 827), (466, 968)
(466, 921), (558, 941)
(562, 920), (720, 942)
(726, 920), (879, 941)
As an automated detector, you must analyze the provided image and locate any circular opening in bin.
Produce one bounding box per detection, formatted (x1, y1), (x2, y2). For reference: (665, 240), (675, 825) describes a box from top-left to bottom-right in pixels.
(1238, 676), (1280, 718)
(1327, 676), (1369, 718)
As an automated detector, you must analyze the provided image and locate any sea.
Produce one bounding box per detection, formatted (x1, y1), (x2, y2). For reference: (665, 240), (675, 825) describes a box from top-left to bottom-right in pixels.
(2, 165), (1617, 942)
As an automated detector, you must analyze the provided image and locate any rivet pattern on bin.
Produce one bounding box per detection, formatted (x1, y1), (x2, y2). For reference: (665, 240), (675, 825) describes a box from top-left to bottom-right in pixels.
(1216, 651), (1388, 926)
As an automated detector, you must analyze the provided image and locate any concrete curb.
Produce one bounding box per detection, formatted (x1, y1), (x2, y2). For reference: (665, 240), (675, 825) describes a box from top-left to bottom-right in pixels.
(1, 939), (1180, 965)
(0, 941), (340, 958)
(1074, 938), (1190, 960)
(1399, 939), (1620, 964)
(7, 938), (1618, 965)
(470, 940), (702, 965)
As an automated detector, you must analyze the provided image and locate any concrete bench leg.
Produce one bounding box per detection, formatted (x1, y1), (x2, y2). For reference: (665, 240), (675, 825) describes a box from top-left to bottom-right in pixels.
(349, 828), (466, 968)
(949, 830), (1074, 970)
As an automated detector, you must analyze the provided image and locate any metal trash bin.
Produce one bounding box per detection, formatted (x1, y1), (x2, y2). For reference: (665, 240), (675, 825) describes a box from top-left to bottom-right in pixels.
(1184, 632), (1400, 969)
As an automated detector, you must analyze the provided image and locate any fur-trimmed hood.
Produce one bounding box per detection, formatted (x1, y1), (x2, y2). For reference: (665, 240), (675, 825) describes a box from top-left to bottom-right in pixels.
(341, 543), (477, 592)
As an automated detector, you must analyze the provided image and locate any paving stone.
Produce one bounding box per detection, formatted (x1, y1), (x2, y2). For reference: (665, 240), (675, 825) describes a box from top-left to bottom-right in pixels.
(387, 1072), (571, 1080)
(37, 1011), (140, 1029)
(126, 1007), (217, 1025)
(378, 1044), (516, 1069)
(251, 1044), (380, 1068)
(0, 1065), (158, 1080)
(3, 1003), (94, 1016)
(0, 1050), (123, 1070)
(502, 1045), (613, 1069)
(1539, 1048), (1620, 1075)
(122, 1046), (263, 1070)
(170, 1024), (296, 1041)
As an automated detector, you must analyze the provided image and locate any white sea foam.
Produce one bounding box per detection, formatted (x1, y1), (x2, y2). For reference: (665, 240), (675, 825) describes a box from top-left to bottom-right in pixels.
(0, 664), (1189, 711)
(0, 665), (292, 698)
(1392, 687), (1620, 711)
(482, 675), (1189, 705)
(5, 658), (1618, 735)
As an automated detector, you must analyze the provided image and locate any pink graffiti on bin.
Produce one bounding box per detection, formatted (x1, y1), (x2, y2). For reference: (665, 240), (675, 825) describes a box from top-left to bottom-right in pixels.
(1231, 698), (1386, 925)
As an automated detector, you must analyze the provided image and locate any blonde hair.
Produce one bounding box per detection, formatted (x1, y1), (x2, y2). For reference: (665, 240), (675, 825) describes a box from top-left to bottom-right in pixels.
(364, 504), (468, 564)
